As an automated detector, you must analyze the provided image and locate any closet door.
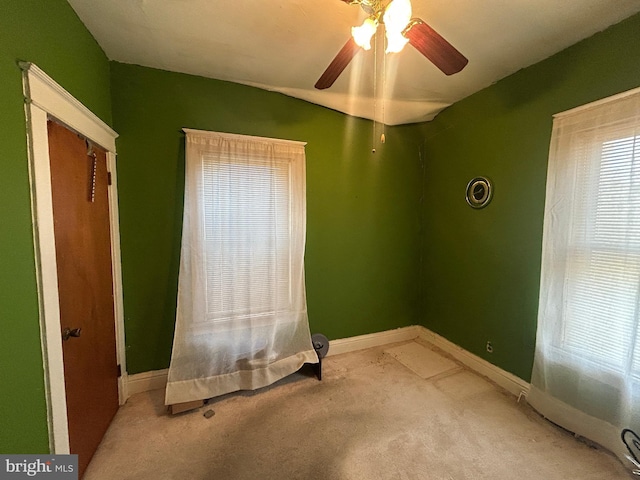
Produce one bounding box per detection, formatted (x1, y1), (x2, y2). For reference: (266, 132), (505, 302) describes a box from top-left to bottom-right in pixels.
(48, 119), (119, 477)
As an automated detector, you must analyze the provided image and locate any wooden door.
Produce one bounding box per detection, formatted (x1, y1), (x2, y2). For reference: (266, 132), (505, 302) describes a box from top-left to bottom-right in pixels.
(47, 120), (119, 478)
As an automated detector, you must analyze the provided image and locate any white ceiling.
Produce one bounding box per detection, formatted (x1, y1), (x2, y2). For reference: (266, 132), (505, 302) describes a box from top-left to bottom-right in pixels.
(67, 0), (640, 125)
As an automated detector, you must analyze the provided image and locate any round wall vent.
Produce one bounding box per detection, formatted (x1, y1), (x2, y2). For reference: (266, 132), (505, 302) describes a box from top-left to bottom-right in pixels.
(466, 176), (493, 209)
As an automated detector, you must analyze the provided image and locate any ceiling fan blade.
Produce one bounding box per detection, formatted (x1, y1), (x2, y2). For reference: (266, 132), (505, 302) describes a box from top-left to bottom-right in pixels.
(404, 19), (468, 75)
(315, 37), (363, 89)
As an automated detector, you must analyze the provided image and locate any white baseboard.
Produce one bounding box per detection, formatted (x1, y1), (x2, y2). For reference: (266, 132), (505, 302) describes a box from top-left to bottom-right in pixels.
(326, 326), (421, 357)
(416, 326), (530, 398)
(124, 325), (530, 400)
(127, 369), (169, 396)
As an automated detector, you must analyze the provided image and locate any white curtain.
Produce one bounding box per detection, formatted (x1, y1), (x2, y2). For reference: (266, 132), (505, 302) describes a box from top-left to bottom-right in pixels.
(529, 88), (640, 467)
(165, 129), (317, 405)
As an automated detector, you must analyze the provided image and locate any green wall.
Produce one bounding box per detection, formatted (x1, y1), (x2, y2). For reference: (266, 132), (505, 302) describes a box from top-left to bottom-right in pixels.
(419, 13), (640, 381)
(3, 0), (639, 454)
(110, 63), (424, 374)
(0, 0), (112, 453)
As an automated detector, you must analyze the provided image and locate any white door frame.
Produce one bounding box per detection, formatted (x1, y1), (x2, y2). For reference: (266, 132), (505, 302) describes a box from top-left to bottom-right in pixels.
(21, 63), (128, 454)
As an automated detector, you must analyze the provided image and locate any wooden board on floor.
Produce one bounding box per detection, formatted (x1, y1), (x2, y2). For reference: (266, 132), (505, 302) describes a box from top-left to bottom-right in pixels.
(168, 400), (204, 415)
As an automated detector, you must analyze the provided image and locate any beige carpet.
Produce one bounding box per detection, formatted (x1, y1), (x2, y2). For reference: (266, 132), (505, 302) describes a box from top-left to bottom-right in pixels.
(384, 342), (461, 379)
(84, 340), (632, 479)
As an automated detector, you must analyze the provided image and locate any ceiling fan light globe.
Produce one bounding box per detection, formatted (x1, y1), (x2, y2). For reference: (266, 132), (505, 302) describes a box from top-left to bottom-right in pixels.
(351, 18), (378, 50)
(385, 31), (409, 53)
(383, 0), (412, 33)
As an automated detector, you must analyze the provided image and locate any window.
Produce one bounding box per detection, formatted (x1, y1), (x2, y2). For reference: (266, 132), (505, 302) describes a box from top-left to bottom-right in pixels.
(530, 89), (640, 464)
(560, 132), (640, 377)
(202, 153), (293, 322)
(166, 130), (317, 404)
(177, 130), (308, 333)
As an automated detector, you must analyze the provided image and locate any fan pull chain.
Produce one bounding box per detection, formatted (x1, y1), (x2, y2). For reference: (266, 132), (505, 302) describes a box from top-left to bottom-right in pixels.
(381, 47), (386, 144)
(372, 29), (378, 154)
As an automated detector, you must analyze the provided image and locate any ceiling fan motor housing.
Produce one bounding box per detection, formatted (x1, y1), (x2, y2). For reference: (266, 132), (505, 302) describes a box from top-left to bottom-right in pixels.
(316, 0), (468, 90)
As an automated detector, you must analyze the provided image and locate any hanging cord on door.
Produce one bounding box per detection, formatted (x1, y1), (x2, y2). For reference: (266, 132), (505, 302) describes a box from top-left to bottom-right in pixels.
(86, 139), (97, 203)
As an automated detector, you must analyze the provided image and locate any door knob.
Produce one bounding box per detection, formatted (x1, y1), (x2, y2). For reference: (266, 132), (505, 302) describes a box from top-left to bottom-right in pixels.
(62, 327), (82, 341)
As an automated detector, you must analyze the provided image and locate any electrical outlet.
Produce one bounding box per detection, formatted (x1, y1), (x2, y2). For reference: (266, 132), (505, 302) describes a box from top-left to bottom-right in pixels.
(486, 341), (493, 353)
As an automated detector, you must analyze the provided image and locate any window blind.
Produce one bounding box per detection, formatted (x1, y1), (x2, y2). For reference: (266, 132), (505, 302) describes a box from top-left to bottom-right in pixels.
(202, 155), (292, 321)
(562, 132), (640, 375)
(562, 134), (640, 375)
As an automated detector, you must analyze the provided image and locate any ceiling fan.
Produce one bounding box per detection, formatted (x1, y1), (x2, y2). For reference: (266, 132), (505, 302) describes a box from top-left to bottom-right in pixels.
(315, 0), (468, 89)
